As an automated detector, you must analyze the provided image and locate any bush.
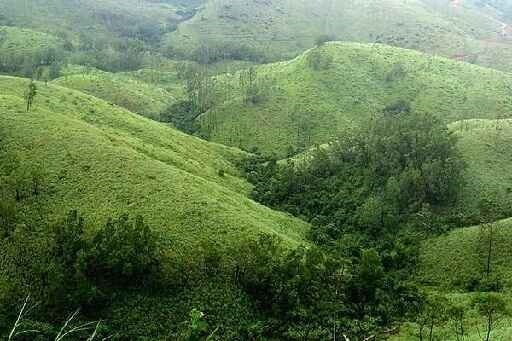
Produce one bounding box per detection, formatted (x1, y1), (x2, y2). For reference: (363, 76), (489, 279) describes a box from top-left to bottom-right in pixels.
(160, 100), (200, 134)
(86, 214), (161, 286)
(307, 49), (333, 70)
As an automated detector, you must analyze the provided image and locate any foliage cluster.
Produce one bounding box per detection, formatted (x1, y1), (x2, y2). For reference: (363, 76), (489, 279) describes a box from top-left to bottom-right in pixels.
(248, 110), (465, 240)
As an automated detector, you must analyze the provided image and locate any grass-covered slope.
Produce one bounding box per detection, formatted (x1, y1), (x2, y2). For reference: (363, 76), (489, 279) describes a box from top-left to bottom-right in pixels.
(52, 69), (176, 120)
(166, 0), (512, 71)
(198, 43), (512, 156)
(450, 119), (512, 219)
(51, 59), (257, 121)
(0, 0), (186, 41)
(419, 218), (512, 290)
(391, 292), (512, 340)
(403, 215), (512, 340)
(0, 76), (309, 251)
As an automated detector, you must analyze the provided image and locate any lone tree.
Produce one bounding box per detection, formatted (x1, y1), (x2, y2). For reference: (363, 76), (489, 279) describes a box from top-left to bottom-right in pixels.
(477, 196), (504, 290)
(472, 293), (509, 341)
(24, 80), (37, 112)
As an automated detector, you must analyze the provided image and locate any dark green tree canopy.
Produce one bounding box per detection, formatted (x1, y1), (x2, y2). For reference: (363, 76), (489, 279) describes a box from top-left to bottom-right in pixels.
(250, 109), (465, 240)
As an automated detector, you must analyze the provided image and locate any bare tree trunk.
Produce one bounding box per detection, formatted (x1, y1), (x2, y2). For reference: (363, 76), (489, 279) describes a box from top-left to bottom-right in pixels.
(419, 323), (424, 341)
(485, 314), (492, 341)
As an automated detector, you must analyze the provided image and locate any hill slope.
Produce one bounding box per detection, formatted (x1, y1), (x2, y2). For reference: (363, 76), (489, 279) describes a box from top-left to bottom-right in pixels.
(419, 217), (512, 290)
(166, 0), (512, 71)
(0, 0), (188, 41)
(450, 119), (512, 219)
(52, 68), (178, 120)
(197, 43), (512, 156)
(0, 76), (309, 252)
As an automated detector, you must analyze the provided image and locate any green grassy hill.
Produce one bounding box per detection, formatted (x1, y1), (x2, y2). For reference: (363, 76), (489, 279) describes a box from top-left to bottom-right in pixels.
(0, 0), (187, 40)
(391, 292), (512, 340)
(389, 214), (512, 340)
(52, 68), (177, 120)
(0, 0), (207, 74)
(165, 0), (512, 71)
(197, 42), (512, 156)
(419, 218), (512, 290)
(450, 119), (512, 220)
(50, 58), (258, 121)
(0, 76), (309, 253)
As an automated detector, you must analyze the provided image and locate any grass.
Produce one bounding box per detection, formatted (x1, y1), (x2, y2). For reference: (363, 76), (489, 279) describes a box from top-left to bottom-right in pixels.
(52, 58), (259, 121)
(165, 0), (512, 72)
(450, 119), (512, 219)
(53, 67), (177, 120)
(198, 42), (512, 156)
(0, 0), (185, 42)
(392, 215), (512, 340)
(391, 292), (512, 341)
(0, 75), (309, 254)
(0, 25), (61, 55)
(419, 218), (512, 290)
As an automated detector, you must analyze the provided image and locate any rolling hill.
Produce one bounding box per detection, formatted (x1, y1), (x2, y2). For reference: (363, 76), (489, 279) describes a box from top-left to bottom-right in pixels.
(0, 76), (309, 254)
(52, 67), (178, 120)
(0, 0), (190, 41)
(419, 217), (512, 290)
(387, 214), (512, 340)
(196, 42), (512, 156)
(0, 0), (209, 75)
(165, 0), (512, 72)
(450, 119), (512, 220)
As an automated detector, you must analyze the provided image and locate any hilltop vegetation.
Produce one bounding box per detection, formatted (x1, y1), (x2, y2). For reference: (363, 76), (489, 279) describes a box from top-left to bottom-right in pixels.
(196, 43), (512, 156)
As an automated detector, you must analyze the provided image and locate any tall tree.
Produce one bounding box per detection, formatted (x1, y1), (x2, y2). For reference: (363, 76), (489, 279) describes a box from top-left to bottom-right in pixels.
(24, 81), (37, 112)
(473, 293), (509, 341)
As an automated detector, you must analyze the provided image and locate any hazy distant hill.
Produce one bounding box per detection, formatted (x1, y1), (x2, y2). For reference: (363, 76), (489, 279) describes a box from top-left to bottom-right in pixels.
(166, 0), (512, 72)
